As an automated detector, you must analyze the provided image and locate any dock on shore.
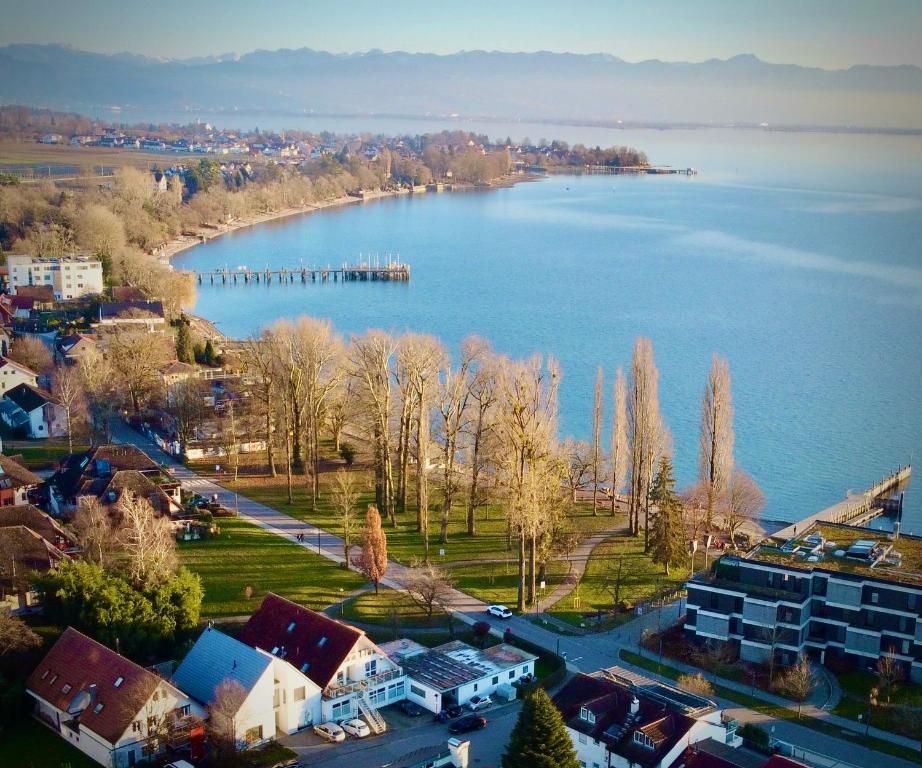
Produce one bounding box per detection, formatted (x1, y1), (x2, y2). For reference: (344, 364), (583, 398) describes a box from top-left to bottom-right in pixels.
(186, 261), (410, 285)
(773, 465), (912, 540)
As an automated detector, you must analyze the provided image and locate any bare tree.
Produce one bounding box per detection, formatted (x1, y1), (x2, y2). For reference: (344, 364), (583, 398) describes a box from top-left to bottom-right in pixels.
(609, 367), (628, 516)
(9, 336), (53, 377)
(725, 469), (765, 549)
(107, 329), (172, 414)
(0, 613), (42, 657)
(332, 468), (362, 568)
(348, 332), (398, 526)
(435, 337), (483, 543)
(680, 481), (709, 545)
(52, 364), (87, 454)
(240, 335), (278, 476)
(591, 366), (603, 515)
(208, 678), (248, 755)
(560, 437), (593, 501)
(878, 648), (905, 703)
(677, 673), (715, 697)
(71, 496), (119, 568)
(218, 395), (240, 481)
(777, 654), (813, 717)
(401, 563), (455, 619)
(604, 551), (625, 608)
(699, 354), (735, 532)
(117, 492), (176, 585)
(628, 337), (663, 547)
(77, 347), (119, 442)
(465, 348), (499, 535)
(164, 378), (209, 449)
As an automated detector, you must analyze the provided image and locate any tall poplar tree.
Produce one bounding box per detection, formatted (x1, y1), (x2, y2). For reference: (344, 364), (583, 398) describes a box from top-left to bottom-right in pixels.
(610, 366), (628, 516)
(502, 688), (579, 768)
(591, 366), (603, 515)
(699, 354), (735, 532)
(358, 504), (388, 594)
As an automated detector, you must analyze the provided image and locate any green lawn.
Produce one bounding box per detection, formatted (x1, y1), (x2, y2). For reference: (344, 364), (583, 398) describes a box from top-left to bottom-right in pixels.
(620, 650), (922, 765)
(548, 534), (689, 627)
(831, 667), (922, 738)
(2, 440), (90, 469)
(0, 717), (97, 768)
(177, 516), (364, 617)
(221, 470), (621, 570)
(448, 559), (571, 609)
(342, 587), (445, 627)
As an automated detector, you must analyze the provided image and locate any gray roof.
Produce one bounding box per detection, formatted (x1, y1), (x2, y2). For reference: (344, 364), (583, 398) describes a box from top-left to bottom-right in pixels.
(172, 627), (273, 709)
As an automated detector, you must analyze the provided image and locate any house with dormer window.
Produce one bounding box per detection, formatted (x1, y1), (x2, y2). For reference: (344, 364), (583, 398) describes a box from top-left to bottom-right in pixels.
(551, 666), (739, 768)
(27, 628), (204, 768)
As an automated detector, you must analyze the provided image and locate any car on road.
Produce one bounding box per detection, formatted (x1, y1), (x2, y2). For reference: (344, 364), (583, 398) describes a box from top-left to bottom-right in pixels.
(449, 714), (487, 734)
(396, 700), (425, 717)
(314, 722), (346, 743)
(487, 604), (513, 619)
(339, 718), (371, 738)
(466, 694), (493, 711)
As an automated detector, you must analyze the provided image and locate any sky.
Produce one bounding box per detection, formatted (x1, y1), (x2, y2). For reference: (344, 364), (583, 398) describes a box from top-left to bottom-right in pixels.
(1, 0), (920, 69)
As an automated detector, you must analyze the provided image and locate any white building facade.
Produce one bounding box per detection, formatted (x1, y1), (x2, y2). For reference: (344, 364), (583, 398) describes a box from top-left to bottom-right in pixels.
(7, 254), (104, 300)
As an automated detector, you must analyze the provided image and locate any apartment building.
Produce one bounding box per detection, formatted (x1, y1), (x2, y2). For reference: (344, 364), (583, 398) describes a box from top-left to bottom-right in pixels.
(6, 254), (104, 300)
(685, 522), (922, 681)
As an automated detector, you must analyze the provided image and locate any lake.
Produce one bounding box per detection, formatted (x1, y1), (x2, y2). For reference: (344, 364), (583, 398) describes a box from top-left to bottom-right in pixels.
(174, 127), (922, 529)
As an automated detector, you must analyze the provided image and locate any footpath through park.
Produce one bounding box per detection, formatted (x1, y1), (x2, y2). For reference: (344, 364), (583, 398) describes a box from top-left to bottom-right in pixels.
(112, 421), (922, 767)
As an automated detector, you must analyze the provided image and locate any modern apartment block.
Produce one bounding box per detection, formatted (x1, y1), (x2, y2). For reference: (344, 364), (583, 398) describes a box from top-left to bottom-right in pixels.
(7, 254), (104, 300)
(685, 522), (922, 681)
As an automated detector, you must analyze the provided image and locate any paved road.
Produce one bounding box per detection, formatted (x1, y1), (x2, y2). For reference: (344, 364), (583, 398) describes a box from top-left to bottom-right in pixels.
(112, 421), (922, 768)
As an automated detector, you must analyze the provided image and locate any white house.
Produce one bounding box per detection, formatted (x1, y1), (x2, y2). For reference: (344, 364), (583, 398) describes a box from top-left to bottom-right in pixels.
(6, 254), (104, 300)
(27, 628), (205, 768)
(382, 638), (537, 714)
(2, 382), (66, 438)
(172, 626), (321, 747)
(237, 593), (405, 730)
(551, 667), (740, 768)
(0, 356), (38, 396)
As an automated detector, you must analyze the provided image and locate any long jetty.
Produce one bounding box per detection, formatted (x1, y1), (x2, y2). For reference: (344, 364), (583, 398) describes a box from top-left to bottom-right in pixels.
(187, 261), (410, 286)
(773, 464), (912, 540)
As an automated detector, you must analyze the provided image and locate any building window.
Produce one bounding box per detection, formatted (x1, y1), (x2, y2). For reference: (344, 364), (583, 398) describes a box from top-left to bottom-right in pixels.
(94, 703), (104, 714)
(492, 676), (499, 685)
(871, 592), (879, 604)
(132, 721), (142, 733)
(318, 636), (328, 648)
(578, 732), (588, 744)
(633, 731), (655, 750)
(509, 670), (515, 679)
(114, 677), (124, 688)
(579, 706), (596, 724)
(474, 683), (478, 692)
(244, 725), (263, 744)
(365, 659), (378, 677)
(294, 686), (306, 702)
(410, 684), (426, 698)
(287, 622), (296, 632)
(61, 684), (72, 694)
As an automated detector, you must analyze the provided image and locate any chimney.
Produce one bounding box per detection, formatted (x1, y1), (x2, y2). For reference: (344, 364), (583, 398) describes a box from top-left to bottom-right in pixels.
(630, 695), (640, 716)
(447, 737), (470, 768)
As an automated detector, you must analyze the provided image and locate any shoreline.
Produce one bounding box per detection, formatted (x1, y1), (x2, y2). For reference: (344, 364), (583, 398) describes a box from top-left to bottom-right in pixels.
(157, 175), (538, 264)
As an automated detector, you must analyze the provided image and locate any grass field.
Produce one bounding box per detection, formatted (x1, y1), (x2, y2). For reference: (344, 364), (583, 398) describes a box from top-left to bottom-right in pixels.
(0, 717), (97, 768)
(2, 439), (90, 469)
(832, 667), (922, 738)
(177, 516), (364, 617)
(0, 139), (201, 172)
(223, 469), (621, 569)
(342, 587), (446, 627)
(548, 534), (690, 627)
(621, 650), (922, 765)
(449, 559), (571, 609)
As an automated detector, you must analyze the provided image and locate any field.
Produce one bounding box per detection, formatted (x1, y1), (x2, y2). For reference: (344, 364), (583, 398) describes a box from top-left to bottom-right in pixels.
(1, 439), (90, 470)
(0, 717), (98, 768)
(177, 516), (364, 617)
(548, 534), (690, 627)
(0, 139), (200, 173)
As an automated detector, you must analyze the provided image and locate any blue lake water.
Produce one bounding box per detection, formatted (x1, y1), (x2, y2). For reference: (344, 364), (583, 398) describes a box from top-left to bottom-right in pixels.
(174, 128), (922, 529)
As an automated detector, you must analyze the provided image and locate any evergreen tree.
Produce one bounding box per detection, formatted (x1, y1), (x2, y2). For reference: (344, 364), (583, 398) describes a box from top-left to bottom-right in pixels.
(203, 338), (217, 367)
(502, 688), (579, 768)
(648, 455), (687, 575)
(175, 320), (195, 364)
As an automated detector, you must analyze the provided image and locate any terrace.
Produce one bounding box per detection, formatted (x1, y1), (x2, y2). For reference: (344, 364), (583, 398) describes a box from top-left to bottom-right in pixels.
(745, 522), (922, 585)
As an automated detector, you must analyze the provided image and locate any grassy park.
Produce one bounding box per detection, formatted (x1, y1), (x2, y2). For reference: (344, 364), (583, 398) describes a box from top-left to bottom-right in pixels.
(177, 516), (364, 617)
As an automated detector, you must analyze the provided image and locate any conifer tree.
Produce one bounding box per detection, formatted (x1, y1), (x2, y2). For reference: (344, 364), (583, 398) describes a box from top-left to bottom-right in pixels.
(648, 455), (686, 575)
(502, 688), (580, 768)
(203, 338), (218, 367)
(358, 504), (388, 594)
(175, 320), (194, 364)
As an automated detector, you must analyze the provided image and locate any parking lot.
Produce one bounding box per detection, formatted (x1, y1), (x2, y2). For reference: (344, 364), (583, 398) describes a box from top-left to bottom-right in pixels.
(280, 699), (523, 767)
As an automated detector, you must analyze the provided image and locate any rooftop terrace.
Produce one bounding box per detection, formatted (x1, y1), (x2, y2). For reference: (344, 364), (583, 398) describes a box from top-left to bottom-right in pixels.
(743, 522), (922, 585)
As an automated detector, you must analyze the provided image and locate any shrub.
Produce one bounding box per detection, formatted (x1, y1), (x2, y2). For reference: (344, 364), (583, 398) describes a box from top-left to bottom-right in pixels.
(738, 723), (770, 752)
(339, 442), (356, 466)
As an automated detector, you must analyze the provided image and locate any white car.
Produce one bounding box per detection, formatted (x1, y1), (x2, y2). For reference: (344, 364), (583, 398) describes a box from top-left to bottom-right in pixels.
(466, 694), (493, 711)
(314, 722), (346, 743)
(339, 718), (371, 738)
(487, 604), (512, 619)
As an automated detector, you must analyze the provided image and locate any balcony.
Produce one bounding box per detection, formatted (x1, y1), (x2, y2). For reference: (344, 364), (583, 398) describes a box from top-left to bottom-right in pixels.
(324, 667), (403, 699)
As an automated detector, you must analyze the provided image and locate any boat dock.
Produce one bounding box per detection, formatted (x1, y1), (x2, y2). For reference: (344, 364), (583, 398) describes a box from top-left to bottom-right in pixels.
(773, 464), (912, 540)
(186, 261), (410, 285)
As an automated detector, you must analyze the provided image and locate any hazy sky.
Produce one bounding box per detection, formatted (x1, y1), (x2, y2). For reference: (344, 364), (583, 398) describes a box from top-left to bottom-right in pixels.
(2, 0), (920, 68)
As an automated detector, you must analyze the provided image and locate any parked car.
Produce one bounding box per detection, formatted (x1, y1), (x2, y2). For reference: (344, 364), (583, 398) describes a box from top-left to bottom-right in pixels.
(396, 700), (425, 717)
(339, 718), (371, 738)
(466, 694), (493, 711)
(314, 722), (346, 743)
(487, 604), (513, 619)
(433, 704), (463, 723)
(449, 715), (487, 734)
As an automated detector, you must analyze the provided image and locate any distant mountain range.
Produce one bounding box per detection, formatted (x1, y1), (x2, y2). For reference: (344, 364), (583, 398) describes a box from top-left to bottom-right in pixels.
(2, 44), (920, 129)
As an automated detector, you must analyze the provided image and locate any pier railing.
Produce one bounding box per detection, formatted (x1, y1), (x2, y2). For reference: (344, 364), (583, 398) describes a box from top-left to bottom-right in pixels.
(186, 261), (410, 285)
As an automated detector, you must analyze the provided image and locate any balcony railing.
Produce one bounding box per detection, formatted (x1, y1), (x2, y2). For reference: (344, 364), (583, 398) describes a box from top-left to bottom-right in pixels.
(324, 667), (403, 699)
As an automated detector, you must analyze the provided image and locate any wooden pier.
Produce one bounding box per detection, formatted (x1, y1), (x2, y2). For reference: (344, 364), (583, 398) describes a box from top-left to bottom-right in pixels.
(186, 261), (410, 286)
(773, 464), (912, 540)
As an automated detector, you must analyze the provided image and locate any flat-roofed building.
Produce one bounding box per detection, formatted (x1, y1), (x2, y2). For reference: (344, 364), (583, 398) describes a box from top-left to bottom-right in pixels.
(6, 254), (104, 300)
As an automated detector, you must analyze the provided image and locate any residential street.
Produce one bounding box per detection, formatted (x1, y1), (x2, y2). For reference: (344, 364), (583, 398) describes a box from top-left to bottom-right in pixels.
(112, 421), (922, 768)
